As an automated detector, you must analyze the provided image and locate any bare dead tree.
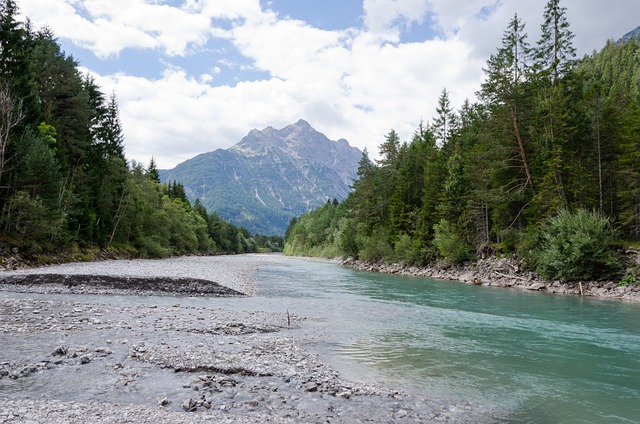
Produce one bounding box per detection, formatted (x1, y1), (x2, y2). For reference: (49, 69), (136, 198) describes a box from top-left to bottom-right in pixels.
(0, 80), (24, 188)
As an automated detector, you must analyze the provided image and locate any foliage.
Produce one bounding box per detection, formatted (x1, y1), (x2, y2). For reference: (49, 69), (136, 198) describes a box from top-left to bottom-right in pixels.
(284, 0), (640, 283)
(619, 274), (637, 287)
(534, 208), (619, 281)
(4, 190), (65, 245)
(0, 3), (283, 258)
(337, 218), (361, 259)
(432, 219), (473, 264)
(283, 199), (344, 258)
(3, 0), (640, 282)
(359, 229), (394, 262)
(393, 234), (433, 266)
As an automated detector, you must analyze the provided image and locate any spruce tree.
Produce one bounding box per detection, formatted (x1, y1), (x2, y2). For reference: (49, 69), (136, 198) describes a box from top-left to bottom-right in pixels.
(531, 0), (577, 215)
(147, 157), (161, 183)
(479, 13), (533, 191)
(432, 88), (458, 147)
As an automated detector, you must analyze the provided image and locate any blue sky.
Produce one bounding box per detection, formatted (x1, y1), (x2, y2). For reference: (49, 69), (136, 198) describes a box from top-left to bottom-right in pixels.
(17, 0), (640, 168)
(264, 0), (364, 31)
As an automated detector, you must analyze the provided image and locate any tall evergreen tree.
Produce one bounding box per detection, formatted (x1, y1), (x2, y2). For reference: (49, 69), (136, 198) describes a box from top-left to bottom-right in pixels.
(388, 126), (426, 236)
(531, 0), (577, 215)
(432, 88), (458, 147)
(0, 0), (38, 122)
(416, 124), (446, 242)
(347, 148), (387, 230)
(377, 129), (400, 168)
(0, 79), (22, 191)
(479, 13), (533, 190)
(617, 105), (640, 238)
(534, 0), (576, 87)
(147, 157), (160, 183)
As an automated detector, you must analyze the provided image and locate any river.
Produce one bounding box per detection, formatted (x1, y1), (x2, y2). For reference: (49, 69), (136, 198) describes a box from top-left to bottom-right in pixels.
(3, 256), (640, 423)
(245, 257), (640, 423)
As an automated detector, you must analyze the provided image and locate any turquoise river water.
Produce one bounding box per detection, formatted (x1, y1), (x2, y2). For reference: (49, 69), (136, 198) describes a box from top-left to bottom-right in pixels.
(3, 256), (639, 423)
(246, 257), (640, 423)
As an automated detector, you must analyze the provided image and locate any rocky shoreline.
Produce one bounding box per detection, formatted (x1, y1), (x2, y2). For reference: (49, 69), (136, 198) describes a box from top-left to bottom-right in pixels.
(0, 255), (494, 423)
(342, 256), (640, 302)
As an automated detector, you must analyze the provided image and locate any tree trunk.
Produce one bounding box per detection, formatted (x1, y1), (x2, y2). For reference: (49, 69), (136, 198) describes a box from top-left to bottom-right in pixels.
(511, 107), (533, 189)
(0, 81), (24, 189)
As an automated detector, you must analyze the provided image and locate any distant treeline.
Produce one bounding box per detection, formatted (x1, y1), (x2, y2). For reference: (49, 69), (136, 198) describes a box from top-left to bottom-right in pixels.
(0, 0), (283, 258)
(285, 1), (640, 282)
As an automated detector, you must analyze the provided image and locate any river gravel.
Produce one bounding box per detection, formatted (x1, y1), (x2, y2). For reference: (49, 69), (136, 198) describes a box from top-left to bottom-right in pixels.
(0, 254), (493, 423)
(0, 255), (272, 295)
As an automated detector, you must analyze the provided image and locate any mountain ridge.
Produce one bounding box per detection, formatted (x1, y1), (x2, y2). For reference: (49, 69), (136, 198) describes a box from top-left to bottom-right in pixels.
(619, 25), (640, 43)
(160, 120), (362, 236)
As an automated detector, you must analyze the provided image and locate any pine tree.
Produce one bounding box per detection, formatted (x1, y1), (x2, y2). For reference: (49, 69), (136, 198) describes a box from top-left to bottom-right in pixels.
(103, 92), (125, 158)
(479, 13), (533, 190)
(534, 0), (576, 87)
(388, 131), (427, 237)
(348, 149), (382, 229)
(377, 129), (400, 168)
(147, 157), (160, 183)
(416, 124), (446, 242)
(0, 79), (23, 191)
(617, 105), (640, 238)
(0, 0), (38, 122)
(531, 0), (577, 215)
(432, 88), (458, 147)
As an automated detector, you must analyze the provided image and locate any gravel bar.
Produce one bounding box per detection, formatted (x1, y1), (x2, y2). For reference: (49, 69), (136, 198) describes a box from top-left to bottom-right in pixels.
(0, 254), (285, 296)
(0, 254), (496, 423)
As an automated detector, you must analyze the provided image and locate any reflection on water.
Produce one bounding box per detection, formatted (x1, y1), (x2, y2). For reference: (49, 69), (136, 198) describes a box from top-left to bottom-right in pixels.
(2, 257), (640, 423)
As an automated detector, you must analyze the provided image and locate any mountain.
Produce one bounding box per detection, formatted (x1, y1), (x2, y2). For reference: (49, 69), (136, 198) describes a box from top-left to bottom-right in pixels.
(160, 120), (362, 236)
(620, 26), (640, 43)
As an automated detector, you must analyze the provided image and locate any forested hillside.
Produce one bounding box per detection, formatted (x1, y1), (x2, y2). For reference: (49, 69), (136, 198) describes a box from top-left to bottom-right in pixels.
(0, 0), (282, 260)
(285, 1), (640, 282)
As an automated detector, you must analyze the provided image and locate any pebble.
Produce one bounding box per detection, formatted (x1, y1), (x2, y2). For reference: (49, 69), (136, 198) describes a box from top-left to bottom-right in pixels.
(0, 255), (492, 423)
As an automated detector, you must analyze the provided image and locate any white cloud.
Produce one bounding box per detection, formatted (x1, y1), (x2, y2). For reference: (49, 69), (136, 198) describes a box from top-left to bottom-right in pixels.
(19, 0), (221, 57)
(18, 0), (640, 168)
(363, 0), (430, 37)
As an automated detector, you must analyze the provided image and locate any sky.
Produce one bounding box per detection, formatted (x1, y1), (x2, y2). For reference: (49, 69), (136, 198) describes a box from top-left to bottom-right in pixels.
(16, 0), (639, 169)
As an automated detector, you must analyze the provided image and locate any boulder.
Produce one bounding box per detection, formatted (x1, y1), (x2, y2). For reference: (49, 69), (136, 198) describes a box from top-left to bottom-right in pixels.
(526, 282), (546, 291)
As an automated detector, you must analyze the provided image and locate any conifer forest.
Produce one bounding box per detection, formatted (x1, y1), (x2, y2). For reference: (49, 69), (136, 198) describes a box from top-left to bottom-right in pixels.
(0, 0), (283, 260)
(285, 2), (640, 282)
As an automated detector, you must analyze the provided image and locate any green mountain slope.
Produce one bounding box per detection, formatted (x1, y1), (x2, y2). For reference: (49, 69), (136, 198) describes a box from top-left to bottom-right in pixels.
(160, 120), (362, 235)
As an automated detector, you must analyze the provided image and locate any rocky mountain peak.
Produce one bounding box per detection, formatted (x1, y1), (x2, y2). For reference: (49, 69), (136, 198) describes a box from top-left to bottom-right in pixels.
(161, 120), (362, 235)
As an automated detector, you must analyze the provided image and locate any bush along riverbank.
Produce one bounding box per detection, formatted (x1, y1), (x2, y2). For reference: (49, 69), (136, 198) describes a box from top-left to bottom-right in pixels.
(342, 252), (640, 302)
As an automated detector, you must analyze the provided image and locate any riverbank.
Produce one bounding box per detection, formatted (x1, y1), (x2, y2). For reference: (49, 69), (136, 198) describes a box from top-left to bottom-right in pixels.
(0, 255), (493, 423)
(342, 256), (640, 302)
(0, 255), (267, 296)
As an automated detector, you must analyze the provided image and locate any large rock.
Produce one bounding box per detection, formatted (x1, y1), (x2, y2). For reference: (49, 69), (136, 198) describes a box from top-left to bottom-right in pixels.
(526, 282), (546, 291)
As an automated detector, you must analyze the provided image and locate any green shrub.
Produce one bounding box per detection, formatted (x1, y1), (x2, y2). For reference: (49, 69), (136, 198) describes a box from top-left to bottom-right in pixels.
(337, 218), (361, 259)
(359, 230), (394, 262)
(619, 274), (637, 286)
(394, 234), (434, 265)
(5, 191), (65, 245)
(516, 224), (542, 268)
(432, 219), (473, 264)
(497, 228), (521, 254)
(138, 235), (172, 258)
(534, 208), (619, 281)
(618, 264), (640, 286)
